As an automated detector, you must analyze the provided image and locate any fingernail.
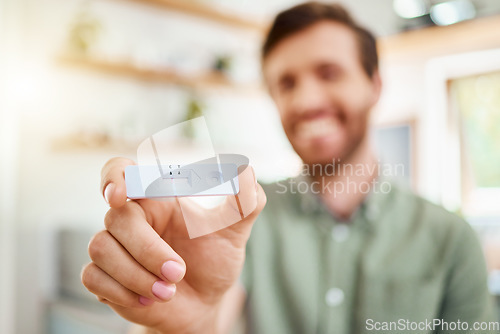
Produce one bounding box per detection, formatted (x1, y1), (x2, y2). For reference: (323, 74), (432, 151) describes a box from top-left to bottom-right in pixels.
(161, 261), (185, 283)
(104, 183), (115, 205)
(139, 296), (154, 306)
(152, 281), (176, 301)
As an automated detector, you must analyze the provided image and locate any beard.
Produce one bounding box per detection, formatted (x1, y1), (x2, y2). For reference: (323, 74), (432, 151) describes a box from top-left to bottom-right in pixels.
(291, 113), (369, 169)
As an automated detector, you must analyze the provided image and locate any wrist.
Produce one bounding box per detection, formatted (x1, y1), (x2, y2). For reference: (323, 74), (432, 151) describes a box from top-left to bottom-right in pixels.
(151, 305), (220, 334)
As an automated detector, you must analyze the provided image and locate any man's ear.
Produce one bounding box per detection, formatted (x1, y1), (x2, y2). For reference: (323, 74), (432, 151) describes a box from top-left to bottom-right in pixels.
(370, 69), (382, 105)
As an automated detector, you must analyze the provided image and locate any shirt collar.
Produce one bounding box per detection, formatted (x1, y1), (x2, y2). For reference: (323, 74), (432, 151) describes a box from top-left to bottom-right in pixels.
(292, 174), (396, 228)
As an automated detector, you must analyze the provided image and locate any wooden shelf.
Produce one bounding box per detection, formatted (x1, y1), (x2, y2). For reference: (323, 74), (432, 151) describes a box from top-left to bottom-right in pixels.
(50, 130), (137, 154)
(57, 55), (263, 93)
(378, 14), (500, 63)
(119, 0), (267, 32)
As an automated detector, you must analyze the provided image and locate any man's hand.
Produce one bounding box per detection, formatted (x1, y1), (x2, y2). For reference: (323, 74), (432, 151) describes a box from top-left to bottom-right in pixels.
(81, 158), (266, 334)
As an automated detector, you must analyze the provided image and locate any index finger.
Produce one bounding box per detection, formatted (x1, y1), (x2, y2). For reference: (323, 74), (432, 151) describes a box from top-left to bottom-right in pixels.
(100, 157), (136, 208)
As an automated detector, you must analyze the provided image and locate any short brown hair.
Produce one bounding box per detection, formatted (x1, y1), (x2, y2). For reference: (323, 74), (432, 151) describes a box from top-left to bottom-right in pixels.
(262, 2), (378, 78)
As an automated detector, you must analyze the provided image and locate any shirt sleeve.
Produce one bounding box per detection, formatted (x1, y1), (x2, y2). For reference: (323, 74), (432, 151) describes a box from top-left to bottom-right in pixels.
(437, 220), (498, 334)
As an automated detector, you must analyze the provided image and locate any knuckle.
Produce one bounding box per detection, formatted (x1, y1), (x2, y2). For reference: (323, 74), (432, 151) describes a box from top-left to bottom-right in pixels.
(104, 202), (141, 231)
(103, 209), (119, 231)
(139, 237), (161, 261)
(88, 231), (109, 261)
(81, 263), (98, 291)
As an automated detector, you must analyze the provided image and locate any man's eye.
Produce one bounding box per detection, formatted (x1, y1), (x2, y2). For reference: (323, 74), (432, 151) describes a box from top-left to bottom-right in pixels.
(279, 77), (295, 92)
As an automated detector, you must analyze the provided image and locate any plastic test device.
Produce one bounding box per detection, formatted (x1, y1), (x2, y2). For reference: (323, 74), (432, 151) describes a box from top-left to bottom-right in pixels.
(125, 161), (240, 199)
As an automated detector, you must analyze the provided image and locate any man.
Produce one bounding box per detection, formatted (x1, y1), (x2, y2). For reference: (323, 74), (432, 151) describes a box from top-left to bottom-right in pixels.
(82, 2), (497, 333)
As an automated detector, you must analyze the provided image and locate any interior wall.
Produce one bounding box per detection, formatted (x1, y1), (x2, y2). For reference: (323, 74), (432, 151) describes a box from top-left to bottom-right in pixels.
(0, 0), (24, 333)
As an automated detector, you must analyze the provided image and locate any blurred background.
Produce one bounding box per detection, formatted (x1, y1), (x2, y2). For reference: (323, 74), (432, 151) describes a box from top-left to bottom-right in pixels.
(0, 0), (499, 333)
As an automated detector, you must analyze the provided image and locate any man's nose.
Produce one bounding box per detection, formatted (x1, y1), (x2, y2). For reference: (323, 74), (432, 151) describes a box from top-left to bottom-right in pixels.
(289, 77), (330, 115)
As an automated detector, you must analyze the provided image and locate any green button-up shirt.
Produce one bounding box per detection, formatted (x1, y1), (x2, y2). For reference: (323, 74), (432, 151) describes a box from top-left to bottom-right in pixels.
(242, 177), (497, 334)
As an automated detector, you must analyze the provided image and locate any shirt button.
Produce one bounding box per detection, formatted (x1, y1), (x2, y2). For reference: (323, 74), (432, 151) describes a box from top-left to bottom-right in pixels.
(331, 224), (349, 242)
(325, 288), (344, 307)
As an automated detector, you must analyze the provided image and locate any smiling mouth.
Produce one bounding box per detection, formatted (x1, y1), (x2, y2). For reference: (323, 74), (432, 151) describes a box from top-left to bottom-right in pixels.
(295, 118), (340, 141)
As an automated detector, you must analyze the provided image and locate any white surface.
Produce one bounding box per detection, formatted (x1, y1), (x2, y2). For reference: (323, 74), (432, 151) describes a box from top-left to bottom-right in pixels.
(0, 0), (23, 333)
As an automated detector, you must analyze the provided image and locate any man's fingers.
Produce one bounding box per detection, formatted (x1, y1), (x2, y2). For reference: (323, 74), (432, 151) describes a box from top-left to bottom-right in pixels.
(233, 165), (259, 217)
(88, 230), (177, 303)
(222, 165), (266, 225)
(104, 201), (186, 284)
(177, 165), (265, 239)
(247, 182), (267, 220)
(100, 157), (136, 208)
(81, 262), (153, 308)
(221, 179), (266, 239)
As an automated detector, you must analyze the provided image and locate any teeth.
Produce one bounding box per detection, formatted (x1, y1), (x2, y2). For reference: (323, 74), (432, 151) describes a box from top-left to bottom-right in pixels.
(296, 119), (339, 140)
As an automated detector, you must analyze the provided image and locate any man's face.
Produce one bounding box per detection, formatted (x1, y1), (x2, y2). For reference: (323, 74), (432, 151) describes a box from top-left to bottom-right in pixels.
(263, 21), (381, 165)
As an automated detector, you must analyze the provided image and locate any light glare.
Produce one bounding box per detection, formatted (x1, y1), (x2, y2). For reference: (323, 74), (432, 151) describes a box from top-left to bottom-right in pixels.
(430, 0), (476, 26)
(393, 0), (427, 19)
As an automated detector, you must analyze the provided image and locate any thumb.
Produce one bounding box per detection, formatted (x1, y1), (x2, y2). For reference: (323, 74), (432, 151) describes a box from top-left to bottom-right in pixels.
(178, 165), (266, 239)
(100, 157), (136, 208)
